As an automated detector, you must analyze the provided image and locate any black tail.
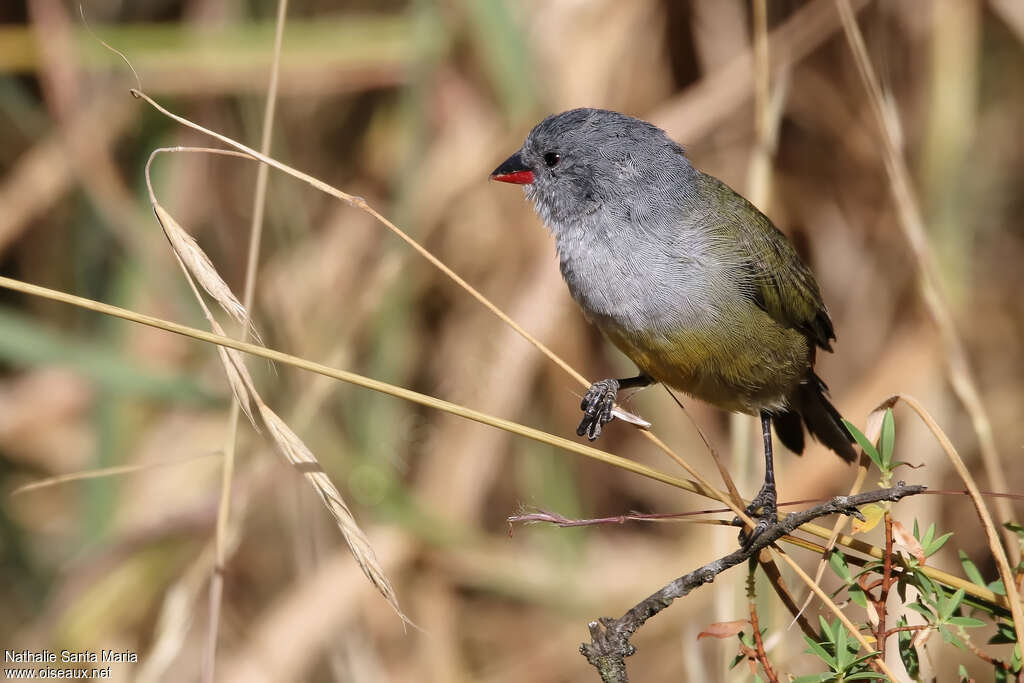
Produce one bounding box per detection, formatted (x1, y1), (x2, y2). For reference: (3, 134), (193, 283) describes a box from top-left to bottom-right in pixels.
(772, 372), (856, 462)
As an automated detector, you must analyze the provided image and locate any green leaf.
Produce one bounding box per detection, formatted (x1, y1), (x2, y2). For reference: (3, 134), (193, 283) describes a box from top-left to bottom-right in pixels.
(844, 674), (890, 681)
(846, 651), (883, 670)
(829, 549), (852, 582)
(948, 616), (987, 628)
(844, 419), (881, 470)
(988, 579), (1007, 596)
(879, 408), (895, 468)
(938, 627), (967, 650)
(819, 615), (835, 643)
(989, 621), (1017, 645)
(940, 588), (967, 622)
(925, 531), (954, 557)
(898, 617), (921, 677)
(803, 636), (837, 668)
(920, 523), (936, 550)
(848, 585), (868, 608)
(1004, 521), (1024, 539)
(906, 602), (935, 620)
(835, 623), (850, 670)
(960, 550), (987, 587)
(914, 571), (938, 600)
(792, 675), (834, 683)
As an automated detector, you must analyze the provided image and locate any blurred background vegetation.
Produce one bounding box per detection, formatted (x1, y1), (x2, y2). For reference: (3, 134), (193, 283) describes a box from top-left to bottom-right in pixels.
(1, 0), (1022, 680)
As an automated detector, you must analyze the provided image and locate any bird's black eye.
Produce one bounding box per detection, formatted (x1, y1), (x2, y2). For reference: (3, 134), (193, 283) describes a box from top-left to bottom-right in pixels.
(543, 152), (561, 168)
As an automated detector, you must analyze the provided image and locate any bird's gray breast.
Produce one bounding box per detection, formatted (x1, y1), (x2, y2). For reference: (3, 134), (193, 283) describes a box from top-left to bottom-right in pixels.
(552, 208), (730, 336)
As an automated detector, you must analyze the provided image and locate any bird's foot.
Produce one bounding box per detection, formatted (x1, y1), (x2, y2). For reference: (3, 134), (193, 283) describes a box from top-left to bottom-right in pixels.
(736, 484), (779, 550)
(577, 379), (620, 441)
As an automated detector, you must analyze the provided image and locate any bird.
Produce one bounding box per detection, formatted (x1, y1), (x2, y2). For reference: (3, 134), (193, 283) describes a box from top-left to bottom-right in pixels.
(490, 108), (856, 541)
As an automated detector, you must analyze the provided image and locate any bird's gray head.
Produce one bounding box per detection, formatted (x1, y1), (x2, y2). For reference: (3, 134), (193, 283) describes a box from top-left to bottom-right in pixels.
(490, 108), (695, 230)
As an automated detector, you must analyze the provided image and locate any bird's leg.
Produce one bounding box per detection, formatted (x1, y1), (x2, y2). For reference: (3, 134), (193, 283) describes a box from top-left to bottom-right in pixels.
(739, 411), (779, 547)
(577, 375), (652, 441)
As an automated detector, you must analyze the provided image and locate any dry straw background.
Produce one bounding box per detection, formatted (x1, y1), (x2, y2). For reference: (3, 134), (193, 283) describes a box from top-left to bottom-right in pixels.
(1, 0), (1023, 681)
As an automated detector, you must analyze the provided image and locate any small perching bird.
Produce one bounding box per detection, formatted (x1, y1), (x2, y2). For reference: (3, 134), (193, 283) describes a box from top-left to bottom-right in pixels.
(491, 108), (856, 542)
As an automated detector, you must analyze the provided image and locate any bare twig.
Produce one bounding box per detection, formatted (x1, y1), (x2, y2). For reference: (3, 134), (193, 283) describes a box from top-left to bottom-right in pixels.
(580, 484), (924, 682)
(747, 565), (779, 683)
(876, 512), (895, 659)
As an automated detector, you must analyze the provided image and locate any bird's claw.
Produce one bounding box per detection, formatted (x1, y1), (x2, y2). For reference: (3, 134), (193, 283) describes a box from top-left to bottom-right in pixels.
(577, 379), (620, 441)
(735, 485), (779, 550)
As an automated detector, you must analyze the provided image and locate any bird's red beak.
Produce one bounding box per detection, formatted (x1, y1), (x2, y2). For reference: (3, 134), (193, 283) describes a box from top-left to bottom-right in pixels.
(490, 152), (534, 185)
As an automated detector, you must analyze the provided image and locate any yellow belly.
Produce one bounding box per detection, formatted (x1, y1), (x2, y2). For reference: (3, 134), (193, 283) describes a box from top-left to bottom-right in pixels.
(599, 310), (809, 414)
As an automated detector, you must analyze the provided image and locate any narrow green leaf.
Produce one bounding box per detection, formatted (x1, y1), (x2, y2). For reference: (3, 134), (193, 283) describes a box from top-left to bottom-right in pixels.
(1004, 521), (1024, 538)
(921, 523), (936, 550)
(803, 636), (837, 668)
(835, 623), (850, 670)
(960, 550), (987, 587)
(914, 571), (937, 600)
(844, 419), (881, 470)
(989, 621), (1017, 644)
(907, 602), (935, 619)
(926, 531), (954, 557)
(940, 588), (967, 621)
(948, 616), (987, 628)
(848, 585), (868, 608)
(819, 615), (835, 642)
(829, 549), (852, 582)
(898, 617), (921, 678)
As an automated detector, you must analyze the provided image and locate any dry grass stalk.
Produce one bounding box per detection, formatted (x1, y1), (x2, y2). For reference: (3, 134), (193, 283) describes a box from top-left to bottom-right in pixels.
(152, 204), (251, 332)
(257, 403), (404, 620)
(0, 274), (1009, 613)
(206, 0), (288, 671)
(127, 90), (736, 513)
(888, 393), (1024, 661)
(9, 450), (221, 496)
(835, 0), (1016, 562)
(794, 403), (886, 625)
(151, 185), (407, 625)
(202, 0), (286, 671)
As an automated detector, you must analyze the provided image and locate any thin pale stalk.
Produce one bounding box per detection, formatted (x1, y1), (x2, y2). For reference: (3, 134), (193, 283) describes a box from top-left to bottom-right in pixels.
(10, 451), (221, 495)
(835, 0), (1017, 563)
(205, 2), (288, 678)
(892, 393), (1024, 663)
(125, 89), (758, 529)
(0, 274), (1011, 613)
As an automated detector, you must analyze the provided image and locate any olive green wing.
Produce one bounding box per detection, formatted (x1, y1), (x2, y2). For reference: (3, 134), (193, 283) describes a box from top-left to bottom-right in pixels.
(700, 173), (836, 351)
